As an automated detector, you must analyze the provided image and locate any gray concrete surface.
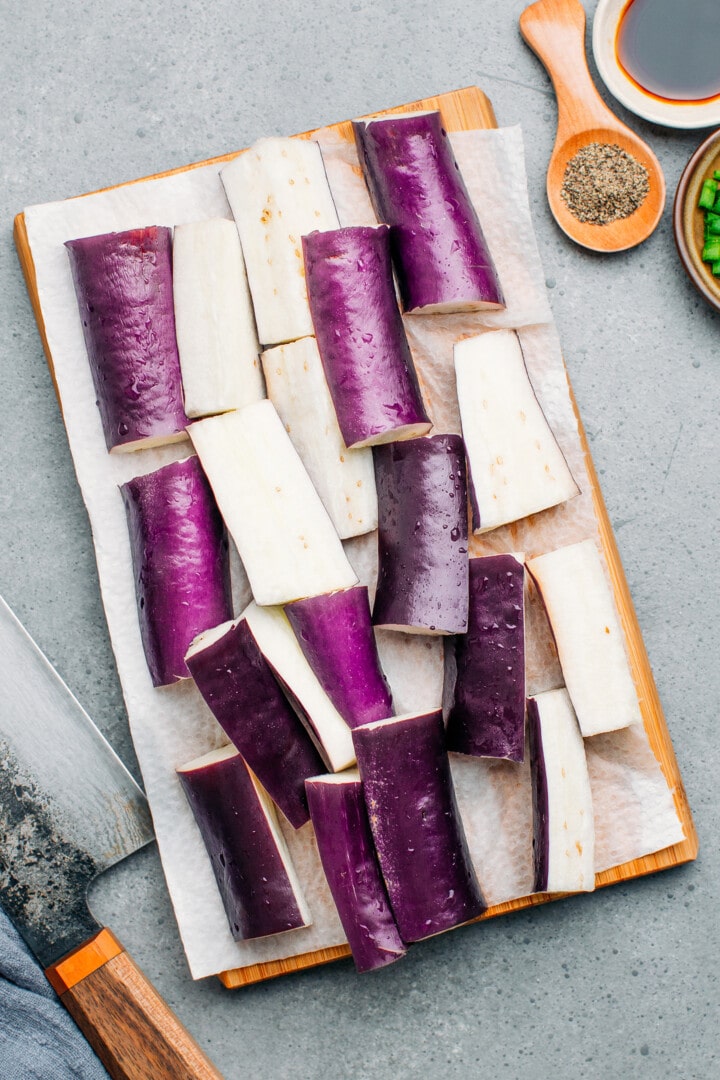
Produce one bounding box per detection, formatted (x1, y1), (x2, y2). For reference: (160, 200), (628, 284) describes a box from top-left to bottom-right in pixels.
(1, 0), (717, 1077)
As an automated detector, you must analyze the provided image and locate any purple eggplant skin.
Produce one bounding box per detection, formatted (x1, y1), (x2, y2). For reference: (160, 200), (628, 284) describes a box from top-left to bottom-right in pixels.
(353, 113), (504, 314)
(306, 775), (407, 973)
(121, 456), (233, 687)
(526, 697), (550, 893)
(352, 711), (485, 942)
(65, 226), (188, 451)
(178, 750), (307, 941)
(466, 458), (483, 534)
(285, 586), (393, 730)
(186, 619), (324, 829)
(302, 226), (430, 448)
(446, 554), (526, 762)
(372, 434), (469, 634)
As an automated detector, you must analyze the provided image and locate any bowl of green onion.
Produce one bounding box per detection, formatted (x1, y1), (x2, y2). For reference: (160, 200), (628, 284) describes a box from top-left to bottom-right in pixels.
(674, 129), (720, 313)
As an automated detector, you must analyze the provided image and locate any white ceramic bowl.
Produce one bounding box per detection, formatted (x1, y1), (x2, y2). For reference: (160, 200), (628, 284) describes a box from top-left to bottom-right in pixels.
(592, 0), (720, 129)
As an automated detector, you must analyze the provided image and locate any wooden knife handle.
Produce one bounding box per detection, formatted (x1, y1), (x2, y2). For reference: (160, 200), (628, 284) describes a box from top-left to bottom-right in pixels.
(45, 928), (223, 1080)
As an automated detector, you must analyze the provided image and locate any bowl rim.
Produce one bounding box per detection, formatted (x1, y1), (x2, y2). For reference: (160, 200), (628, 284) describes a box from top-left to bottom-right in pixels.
(673, 128), (720, 312)
(592, 0), (720, 130)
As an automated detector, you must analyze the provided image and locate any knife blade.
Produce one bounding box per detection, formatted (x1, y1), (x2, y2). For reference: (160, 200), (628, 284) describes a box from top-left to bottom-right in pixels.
(0, 594), (223, 1080)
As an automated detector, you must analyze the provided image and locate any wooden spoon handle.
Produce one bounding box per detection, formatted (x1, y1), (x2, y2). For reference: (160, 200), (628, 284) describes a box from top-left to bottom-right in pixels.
(519, 0), (611, 140)
(46, 928), (223, 1080)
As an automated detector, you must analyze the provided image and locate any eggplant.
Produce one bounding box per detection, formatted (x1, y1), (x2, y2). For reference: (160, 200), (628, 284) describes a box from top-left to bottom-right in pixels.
(526, 539), (642, 737)
(185, 617), (325, 828)
(243, 602), (356, 772)
(372, 434), (469, 635)
(285, 586), (393, 729)
(352, 111), (504, 314)
(172, 218), (264, 419)
(446, 554), (526, 762)
(177, 745), (312, 940)
(120, 456), (232, 687)
(305, 771), (407, 973)
(65, 226), (188, 452)
(220, 136), (340, 346)
(188, 400), (358, 606)
(352, 710), (485, 942)
(527, 689), (596, 894)
(454, 330), (579, 533)
(261, 337), (377, 539)
(302, 226), (431, 448)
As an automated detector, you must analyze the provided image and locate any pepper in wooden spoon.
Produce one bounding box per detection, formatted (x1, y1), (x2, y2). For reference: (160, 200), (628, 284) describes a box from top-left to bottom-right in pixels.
(519, 0), (665, 252)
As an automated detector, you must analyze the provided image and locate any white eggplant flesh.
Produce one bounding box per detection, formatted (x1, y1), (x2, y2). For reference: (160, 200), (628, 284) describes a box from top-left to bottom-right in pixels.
(172, 219), (264, 419)
(527, 539), (642, 737)
(243, 601), (356, 773)
(454, 330), (579, 534)
(220, 137), (340, 346)
(528, 689), (596, 895)
(262, 337), (377, 539)
(188, 401), (358, 606)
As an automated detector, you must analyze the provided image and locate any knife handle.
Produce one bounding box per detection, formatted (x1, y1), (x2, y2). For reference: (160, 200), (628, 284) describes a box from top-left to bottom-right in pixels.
(46, 928), (223, 1080)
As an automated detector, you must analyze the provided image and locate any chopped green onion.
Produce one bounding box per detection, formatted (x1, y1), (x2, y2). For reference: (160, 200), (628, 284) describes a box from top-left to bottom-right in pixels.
(702, 239), (720, 261)
(695, 170), (720, 269)
(699, 179), (718, 209)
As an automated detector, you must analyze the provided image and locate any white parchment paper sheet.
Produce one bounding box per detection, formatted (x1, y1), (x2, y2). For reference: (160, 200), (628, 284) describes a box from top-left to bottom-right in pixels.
(23, 124), (684, 981)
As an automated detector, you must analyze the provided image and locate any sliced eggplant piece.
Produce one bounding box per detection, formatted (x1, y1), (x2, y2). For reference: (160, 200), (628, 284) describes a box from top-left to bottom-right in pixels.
(177, 745), (312, 940)
(220, 136), (340, 346)
(454, 330), (579, 533)
(188, 400), (358, 606)
(302, 225), (431, 448)
(372, 434), (469, 635)
(353, 111), (504, 314)
(172, 218), (264, 418)
(446, 553), (526, 762)
(526, 539), (642, 737)
(286, 586), (393, 729)
(185, 618), (324, 829)
(261, 337), (377, 539)
(306, 771), (407, 973)
(120, 456), (232, 687)
(527, 689), (596, 894)
(352, 710), (485, 942)
(65, 226), (188, 452)
(243, 601), (355, 772)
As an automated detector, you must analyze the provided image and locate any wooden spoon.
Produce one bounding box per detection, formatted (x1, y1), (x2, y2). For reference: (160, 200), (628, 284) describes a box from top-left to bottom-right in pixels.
(519, 0), (665, 252)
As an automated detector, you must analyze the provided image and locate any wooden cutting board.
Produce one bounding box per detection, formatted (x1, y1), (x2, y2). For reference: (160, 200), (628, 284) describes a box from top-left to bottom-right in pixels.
(14, 85), (697, 990)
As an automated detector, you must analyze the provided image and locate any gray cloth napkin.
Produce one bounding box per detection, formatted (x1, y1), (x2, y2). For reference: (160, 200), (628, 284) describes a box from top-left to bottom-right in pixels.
(0, 906), (109, 1080)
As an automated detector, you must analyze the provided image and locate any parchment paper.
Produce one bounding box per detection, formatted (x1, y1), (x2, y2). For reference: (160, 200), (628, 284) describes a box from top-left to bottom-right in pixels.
(22, 124), (684, 981)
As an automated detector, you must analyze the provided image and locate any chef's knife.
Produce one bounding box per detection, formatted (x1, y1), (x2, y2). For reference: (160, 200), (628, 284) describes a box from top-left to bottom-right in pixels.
(0, 594), (223, 1080)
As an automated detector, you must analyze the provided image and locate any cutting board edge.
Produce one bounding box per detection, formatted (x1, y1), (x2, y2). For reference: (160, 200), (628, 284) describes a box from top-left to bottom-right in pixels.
(215, 829), (698, 989)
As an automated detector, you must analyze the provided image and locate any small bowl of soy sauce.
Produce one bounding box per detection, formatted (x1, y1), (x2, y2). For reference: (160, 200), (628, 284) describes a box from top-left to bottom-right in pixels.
(592, 0), (720, 129)
(673, 128), (720, 312)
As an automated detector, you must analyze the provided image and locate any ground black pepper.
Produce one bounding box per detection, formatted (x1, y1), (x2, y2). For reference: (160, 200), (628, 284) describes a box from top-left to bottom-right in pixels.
(560, 143), (650, 225)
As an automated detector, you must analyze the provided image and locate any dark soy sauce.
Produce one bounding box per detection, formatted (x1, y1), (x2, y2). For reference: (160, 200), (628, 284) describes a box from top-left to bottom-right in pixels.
(616, 0), (720, 103)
